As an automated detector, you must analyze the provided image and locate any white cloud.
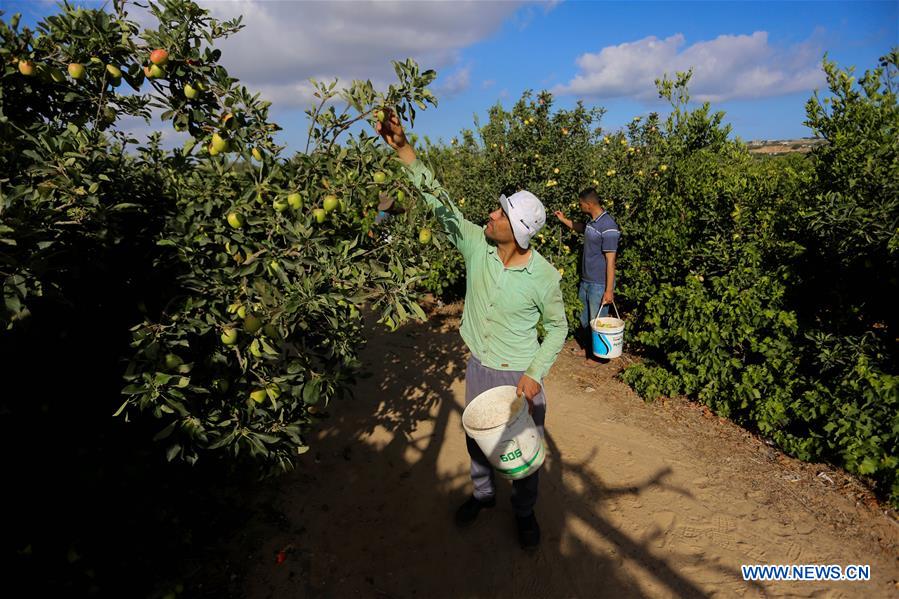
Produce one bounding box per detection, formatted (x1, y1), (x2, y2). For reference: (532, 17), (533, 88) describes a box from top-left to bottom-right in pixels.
(437, 66), (471, 96)
(194, 0), (550, 109)
(554, 30), (827, 102)
(114, 112), (190, 152)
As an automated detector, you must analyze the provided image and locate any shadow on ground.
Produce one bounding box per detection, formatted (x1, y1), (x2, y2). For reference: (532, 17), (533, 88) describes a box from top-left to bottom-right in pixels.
(242, 311), (723, 598)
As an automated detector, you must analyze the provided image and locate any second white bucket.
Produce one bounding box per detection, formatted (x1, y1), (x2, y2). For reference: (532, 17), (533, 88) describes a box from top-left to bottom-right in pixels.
(462, 385), (545, 480)
(591, 302), (625, 359)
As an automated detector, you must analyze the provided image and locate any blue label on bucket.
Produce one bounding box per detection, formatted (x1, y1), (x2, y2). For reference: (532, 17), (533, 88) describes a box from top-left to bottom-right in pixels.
(592, 330), (612, 356)
(592, 329), (623, 357)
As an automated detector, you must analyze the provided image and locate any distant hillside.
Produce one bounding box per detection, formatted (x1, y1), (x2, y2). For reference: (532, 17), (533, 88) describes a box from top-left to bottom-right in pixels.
(745, 137), (827, 155)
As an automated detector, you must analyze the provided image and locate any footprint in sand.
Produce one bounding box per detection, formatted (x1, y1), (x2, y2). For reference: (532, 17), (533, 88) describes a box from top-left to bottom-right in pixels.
(675, 515), (740, 553)
(650, 510), (677, 548)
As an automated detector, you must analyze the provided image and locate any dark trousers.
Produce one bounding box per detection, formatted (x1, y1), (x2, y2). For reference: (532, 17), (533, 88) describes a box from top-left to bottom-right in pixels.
(464, 355), (546, 517)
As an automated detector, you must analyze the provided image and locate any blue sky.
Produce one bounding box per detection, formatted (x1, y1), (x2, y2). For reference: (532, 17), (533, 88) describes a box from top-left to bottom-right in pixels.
(7, 1), (897, 149)
(412, 1), (896, 143)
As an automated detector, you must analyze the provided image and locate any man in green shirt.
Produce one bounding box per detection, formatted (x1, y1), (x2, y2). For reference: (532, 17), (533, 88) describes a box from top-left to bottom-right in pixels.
(376, 111), (567, 550)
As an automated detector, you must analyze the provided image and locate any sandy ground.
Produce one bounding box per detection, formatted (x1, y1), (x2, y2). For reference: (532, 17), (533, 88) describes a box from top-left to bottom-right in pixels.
(230, 306), (898, 599)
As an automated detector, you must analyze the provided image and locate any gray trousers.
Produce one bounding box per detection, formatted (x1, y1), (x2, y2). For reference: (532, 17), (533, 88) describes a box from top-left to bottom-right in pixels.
(465, 354), (546, 517)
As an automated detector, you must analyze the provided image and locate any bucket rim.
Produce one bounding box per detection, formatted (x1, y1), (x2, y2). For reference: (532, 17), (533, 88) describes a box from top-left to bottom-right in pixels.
(462, 385), (526, 432)
(591, 316), (625, 330)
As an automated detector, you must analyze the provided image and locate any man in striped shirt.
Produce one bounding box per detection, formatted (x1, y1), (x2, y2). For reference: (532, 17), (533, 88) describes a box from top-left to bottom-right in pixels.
(554, 188), (620, 362)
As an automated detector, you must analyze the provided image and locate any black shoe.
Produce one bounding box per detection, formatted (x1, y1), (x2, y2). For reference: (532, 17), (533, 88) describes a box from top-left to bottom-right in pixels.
(516, 512), (540, 550)
(454, 495), (496, 528)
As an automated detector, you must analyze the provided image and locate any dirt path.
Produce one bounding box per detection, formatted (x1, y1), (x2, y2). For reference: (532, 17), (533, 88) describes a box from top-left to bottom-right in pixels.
(237, 307), (899, 598)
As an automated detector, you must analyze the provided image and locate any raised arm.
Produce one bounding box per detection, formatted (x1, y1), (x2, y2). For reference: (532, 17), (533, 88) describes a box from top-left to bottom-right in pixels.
(375, 110), (484, 258)
(553, 210), (586, 234)
(375, 109), (417, 166)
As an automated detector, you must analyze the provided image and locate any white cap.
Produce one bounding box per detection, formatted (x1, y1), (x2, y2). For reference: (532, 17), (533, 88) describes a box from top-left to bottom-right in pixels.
(499, 190), (546, 249)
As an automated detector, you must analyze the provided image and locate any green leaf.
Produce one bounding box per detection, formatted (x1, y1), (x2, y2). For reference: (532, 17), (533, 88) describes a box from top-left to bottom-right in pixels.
(420, 69), (437, 85)
(153, 421), (178, 441)
(208, 431), (236, 450)
(166, 444), (182, 462)
(303, 379), (320, 405)
(112, 399), (131, 418)
(4, 292), (22, 314)
(857, 456), (879, 475)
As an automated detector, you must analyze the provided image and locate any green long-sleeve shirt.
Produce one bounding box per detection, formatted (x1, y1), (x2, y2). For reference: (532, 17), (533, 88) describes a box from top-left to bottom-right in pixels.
(405, 159), (567, 382)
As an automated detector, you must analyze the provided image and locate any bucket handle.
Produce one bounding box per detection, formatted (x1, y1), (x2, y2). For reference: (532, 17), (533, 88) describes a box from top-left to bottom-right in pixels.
(599, 301), (621, 320)
(518, 391), (534, 416)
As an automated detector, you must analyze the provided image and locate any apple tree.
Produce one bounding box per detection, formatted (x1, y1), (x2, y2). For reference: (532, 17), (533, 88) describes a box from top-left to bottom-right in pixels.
(1, 0), (442, 473)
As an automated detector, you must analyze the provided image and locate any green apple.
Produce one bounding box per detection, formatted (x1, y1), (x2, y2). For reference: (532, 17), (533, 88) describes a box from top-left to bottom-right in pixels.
(164, 353), (183, 369)
(249, 389), (267, 404)
(313, 208), (326, 223)
(396, 190), (406, 202)
(226, 212), (244, 229)
(210, 133), (229, 154)
(273, 198), (289, 212)
(67, 63), (85, 79)
(322, 194), (339, 212)
(184, 83), (199, 99)
(372, 171), (387, 184)
(147, 64), (165, 79)
(419, 228), (432, 245)
(287, 192), (302, 210)
(236, 305), (247, 319)
(220, 328), (238, 345)
(244, 314), (263, 334)
(106, 64), (122, 79)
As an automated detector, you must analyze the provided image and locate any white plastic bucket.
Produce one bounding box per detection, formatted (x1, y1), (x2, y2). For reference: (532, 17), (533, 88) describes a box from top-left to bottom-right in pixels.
(591, 302), (625, 359)
(461, 385), (545, 480)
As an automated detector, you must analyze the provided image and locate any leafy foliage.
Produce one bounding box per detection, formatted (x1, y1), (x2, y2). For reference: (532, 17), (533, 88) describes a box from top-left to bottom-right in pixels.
(425, 55), (898, 507)
(1, 0), (441, 471)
